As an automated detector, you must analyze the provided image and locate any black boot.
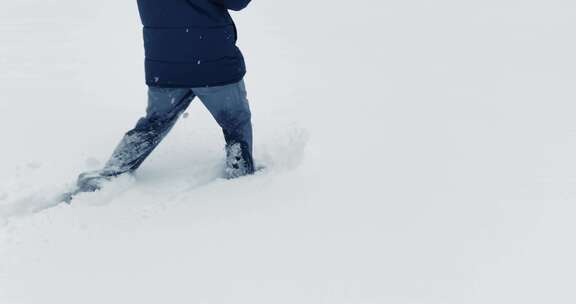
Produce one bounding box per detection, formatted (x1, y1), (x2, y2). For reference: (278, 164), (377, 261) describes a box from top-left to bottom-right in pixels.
(224, 142), (255, 179)
(59, 171), (114, 203)
(76, 171), (115, 193)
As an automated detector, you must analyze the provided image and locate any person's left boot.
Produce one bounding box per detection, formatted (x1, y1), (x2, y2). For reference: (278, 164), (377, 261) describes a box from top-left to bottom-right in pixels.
(224, 142), (255, 179)
(59, 171), (113, 203)
(76, 170), (114, 193)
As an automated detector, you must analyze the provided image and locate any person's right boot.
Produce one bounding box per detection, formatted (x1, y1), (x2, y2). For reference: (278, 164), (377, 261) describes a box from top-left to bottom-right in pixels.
(224, 142), (255, 179)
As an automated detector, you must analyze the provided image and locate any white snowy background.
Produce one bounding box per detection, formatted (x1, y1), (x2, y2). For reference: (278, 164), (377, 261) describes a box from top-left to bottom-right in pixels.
(1, 0), (576, 303)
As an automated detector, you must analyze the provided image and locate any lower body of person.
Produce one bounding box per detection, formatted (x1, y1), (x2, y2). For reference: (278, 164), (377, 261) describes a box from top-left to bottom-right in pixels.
(75, 79), (254, 194)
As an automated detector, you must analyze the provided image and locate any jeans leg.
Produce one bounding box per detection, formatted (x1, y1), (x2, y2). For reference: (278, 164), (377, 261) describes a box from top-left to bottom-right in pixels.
(192, 80), (254, 176)
(101, 87), (195, 176)
(193, 80), (253, 153)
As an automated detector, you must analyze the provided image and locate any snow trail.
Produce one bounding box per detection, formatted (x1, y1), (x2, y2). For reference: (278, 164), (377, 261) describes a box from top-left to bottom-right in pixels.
(1, 0), (576, 303)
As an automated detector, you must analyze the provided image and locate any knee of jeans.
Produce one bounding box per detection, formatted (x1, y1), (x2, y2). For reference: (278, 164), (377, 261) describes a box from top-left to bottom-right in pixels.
(217, 108), (252, 129)
(134, 112), (176, 131)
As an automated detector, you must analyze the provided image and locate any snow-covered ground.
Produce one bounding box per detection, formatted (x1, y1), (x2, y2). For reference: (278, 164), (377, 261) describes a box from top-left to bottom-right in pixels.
(1, 1), (576, 303)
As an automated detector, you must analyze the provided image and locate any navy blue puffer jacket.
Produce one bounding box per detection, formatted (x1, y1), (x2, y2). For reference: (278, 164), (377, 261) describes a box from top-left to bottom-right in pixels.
(136, 0), (251, 87)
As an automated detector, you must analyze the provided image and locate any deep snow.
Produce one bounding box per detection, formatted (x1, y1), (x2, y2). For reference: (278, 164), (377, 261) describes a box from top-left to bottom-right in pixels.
(1, 1), (576, 303)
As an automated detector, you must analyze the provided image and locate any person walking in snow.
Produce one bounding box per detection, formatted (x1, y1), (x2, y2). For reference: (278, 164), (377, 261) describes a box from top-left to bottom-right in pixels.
(71, 0), (255, 197)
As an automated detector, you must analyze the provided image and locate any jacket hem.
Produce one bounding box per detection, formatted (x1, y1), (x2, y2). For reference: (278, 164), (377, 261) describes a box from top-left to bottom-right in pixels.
(145, 73), (246, 88)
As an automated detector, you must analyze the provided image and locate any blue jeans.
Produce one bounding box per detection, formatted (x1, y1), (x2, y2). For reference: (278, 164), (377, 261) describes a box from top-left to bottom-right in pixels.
(100, 80), (254, 177)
